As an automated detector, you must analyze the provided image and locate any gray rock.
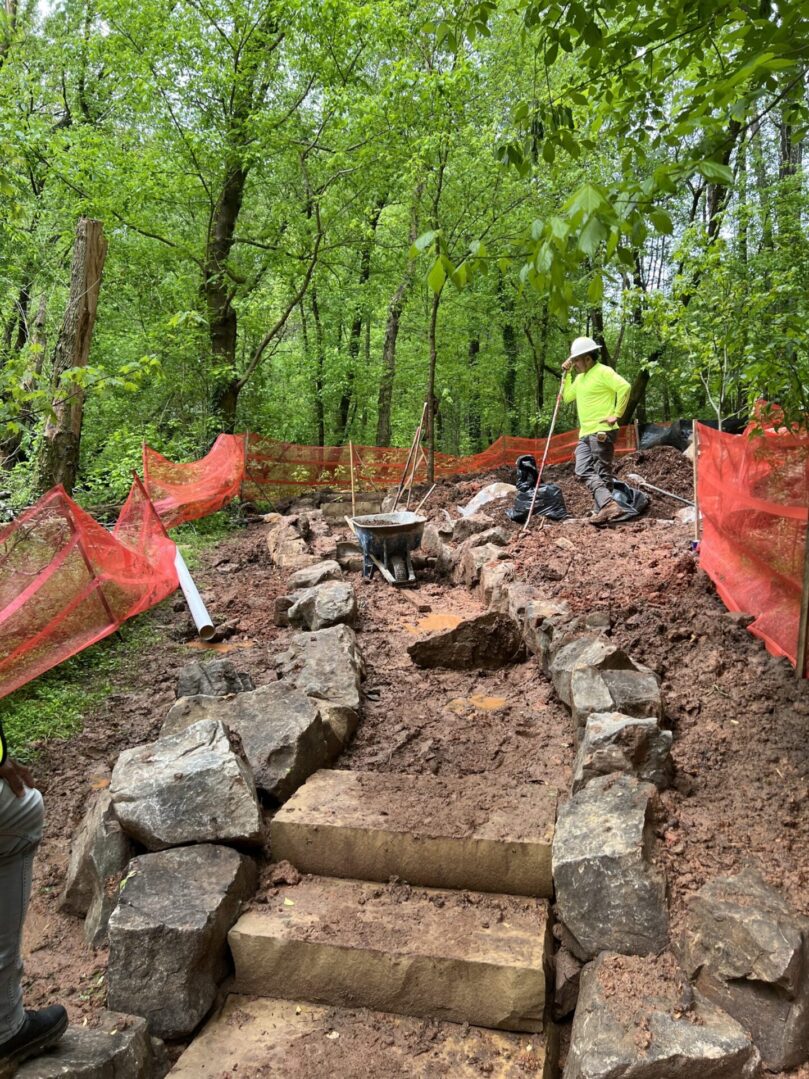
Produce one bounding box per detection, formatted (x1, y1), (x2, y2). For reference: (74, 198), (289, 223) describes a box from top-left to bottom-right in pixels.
(176, 658), (253, 699)
(549, 635), (640, 708)
(16, 1011), (155, 1078)
(107, 846), (256, 1039)
(453, 542), (509, 587)
(466, 525), (510, 548)
(110, 720), (261, 850)
(407, 611), (524, 670)
(163, 685), (330, 802)
(274, 624), (365, 712)
(498, 580), (541, 621)
(680, 869), (809, 1070)
(458, 483), (516, 517)
(287, 580), (357, 631)
(478, 560), (515, 609)
(565, 953), (761, 1079)
(522, 598), (573, 658)
(435, 509), (455, 537)
(266, 523), (317, 571)
(571, 668), (663, 733)
(316, 700), (359, 758)
(273, 594), (294, 627)
(287, 559), (343, 589)
(572, 713), (673, 792)
(554, 945), (583, 1020)
(60, 791), (133, 947)
(452, 511), (496, 540)
(336, 539), (363, 572)
(553, 773), (668, 960)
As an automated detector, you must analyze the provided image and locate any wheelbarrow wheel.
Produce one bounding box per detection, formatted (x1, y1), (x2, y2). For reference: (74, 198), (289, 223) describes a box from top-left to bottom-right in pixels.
(390, 554), (408, 583)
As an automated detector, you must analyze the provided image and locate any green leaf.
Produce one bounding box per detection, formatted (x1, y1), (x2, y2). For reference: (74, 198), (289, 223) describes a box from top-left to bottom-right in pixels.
(542, 140), (556, 164)
(427, 257), (447, 294)
(587, 274), (604, 304)
(410, 230), (440, 257)
(697, 161), (734, 185)
(567, 183), (607, 218)
(578, 214), (608, 256)
(649, 210), (674, 235)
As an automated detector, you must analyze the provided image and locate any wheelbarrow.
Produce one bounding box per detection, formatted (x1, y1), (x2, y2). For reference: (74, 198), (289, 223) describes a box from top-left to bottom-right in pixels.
(349, 511), (426, 585)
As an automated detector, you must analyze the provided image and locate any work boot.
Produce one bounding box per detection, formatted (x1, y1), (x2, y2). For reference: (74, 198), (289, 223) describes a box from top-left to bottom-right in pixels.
(589, 499), (624, 526)
(0, 1006), (68, 1069)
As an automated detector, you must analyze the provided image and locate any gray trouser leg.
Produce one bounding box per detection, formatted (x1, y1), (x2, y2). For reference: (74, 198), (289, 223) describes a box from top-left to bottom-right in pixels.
(574, 434), (617, 509)
(0, 782), (44, 1042)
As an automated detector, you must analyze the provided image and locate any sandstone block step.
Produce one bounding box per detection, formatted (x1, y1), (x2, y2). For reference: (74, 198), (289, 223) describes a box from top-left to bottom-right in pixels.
(271, 769), (556, 897)
(169, 995), (559, 1077)
(230, 876), (551, 1032)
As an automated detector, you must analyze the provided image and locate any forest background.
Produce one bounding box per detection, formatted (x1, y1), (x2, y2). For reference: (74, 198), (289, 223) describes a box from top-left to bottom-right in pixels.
(0, 0), (807, 509)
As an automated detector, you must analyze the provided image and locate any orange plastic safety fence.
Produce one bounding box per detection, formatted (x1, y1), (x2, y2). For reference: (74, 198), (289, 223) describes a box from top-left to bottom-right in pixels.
(241, 427), (637, 500)
(143, 434), (246, 529)
(698, 422), (809, 676)
(0, 481), (177, 701)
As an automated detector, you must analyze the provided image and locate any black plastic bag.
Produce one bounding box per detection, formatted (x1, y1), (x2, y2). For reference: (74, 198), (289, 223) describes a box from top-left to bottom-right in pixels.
(638, 420), (691, 452)
(609, 479), (650, 522)
(507, 455), (569, 523)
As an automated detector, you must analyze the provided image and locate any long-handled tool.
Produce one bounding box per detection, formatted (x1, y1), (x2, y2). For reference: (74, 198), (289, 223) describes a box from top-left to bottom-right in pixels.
(522, 380), (566, 532)
(625, 472), (693, 506)
(392, 401), (428, 511)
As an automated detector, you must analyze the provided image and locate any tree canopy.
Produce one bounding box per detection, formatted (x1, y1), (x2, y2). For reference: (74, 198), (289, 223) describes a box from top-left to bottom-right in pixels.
(0, 0), (807, 504)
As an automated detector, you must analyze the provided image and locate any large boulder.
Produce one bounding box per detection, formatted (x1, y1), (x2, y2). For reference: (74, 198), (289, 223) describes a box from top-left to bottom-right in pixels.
(274, 624), (365, 712)
(478, 560), (515, 609)
(110, 720), (262, 850)
(452, 512), (495, 542)
(287, 560), (343, 589)
(522, 598), (573, 658)
(16, 1011), (159, 1079)
(553, 774), (668, 960)
(287, 581), (357, 631)
(458, 483), (516, 517)
(572, 713), (673, 793)
(163, 684), (330, 802)
(453, 542), (509, 587)
(571, 668), (662, 735)
(266, 521), (317, 571)
(565, 953), (761, 1079)
(408, 611), (524, 670)
(680, 869), (809, 1071)
(107, 845), (257, 1039)
(176, 658), (254, 699)
(549, 635), (640, 707)
(60, 790), (133, 947)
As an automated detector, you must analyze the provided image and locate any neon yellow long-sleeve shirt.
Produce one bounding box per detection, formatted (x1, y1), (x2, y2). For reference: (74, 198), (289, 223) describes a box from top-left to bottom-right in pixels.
(562, 362), (631, 437)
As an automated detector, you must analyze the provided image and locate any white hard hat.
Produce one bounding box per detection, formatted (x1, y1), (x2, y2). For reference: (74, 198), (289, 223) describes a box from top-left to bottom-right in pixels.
(568, 335), (601, 361)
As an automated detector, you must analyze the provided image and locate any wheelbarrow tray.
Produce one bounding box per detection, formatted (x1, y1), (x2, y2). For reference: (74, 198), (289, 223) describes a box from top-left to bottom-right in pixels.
(350, 512), (426, 585)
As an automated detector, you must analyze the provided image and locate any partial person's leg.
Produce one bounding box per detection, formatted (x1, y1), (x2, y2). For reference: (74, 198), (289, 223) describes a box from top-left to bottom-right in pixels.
(575, 435), (614, 508)
(0, 783), (44, 1043)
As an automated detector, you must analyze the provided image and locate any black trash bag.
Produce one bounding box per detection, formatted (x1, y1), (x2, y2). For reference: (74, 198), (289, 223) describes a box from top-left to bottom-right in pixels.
(638, 419), (691, 452)
(507, 454), (569, 523)
(609, 479), (650, 522)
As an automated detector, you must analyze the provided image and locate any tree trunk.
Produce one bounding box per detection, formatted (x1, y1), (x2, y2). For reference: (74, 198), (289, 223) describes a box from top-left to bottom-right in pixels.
(524, 305), (549, 434)
(426, 289), (441, 482)
(40, 218), (107, 494)
(311, 288), (326, 446)
(339, 199), (384, 441)
(467, 337), (481, 450)
(499, 277), (519, 433)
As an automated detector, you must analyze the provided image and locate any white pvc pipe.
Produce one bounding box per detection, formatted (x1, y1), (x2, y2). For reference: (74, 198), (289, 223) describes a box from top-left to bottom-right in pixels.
(174, 548), (215, 641)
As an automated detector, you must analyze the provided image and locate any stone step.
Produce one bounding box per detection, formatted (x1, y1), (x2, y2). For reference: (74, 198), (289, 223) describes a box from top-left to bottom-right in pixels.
(169, 995), (559, 1077)
(171, 992), (560, 1079)
(229, 876), (551, 1032)
(271, 769), (556, 898)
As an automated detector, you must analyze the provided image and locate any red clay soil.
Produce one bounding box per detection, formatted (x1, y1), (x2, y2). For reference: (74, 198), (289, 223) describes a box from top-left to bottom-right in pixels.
(14, 445), (809, 1078)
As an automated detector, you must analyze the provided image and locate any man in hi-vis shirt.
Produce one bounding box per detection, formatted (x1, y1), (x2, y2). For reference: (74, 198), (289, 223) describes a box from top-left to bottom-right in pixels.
(562, 335), (631, 525)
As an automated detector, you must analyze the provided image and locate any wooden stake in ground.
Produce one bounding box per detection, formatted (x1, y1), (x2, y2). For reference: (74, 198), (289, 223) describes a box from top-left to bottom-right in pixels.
(349, 440), (356, 518)
(40, 217), (108, 495)
(392, 402), (427, 511)
(796, 519), (809, 680)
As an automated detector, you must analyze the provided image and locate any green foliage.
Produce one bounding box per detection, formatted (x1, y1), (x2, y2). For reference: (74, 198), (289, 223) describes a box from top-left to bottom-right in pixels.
(0, 617), (162, 761)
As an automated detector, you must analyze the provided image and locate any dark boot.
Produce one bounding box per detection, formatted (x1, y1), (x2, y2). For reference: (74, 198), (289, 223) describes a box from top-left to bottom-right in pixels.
(0, 1007), (68, 1069)
(589, 499), (624, 526)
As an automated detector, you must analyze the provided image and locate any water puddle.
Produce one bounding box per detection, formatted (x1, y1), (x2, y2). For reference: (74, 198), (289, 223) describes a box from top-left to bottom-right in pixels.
(404, 612), (464, 635)
(447, 695), (509, 715)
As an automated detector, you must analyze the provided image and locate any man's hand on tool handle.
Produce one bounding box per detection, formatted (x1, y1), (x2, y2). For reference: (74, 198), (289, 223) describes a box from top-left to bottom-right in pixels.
(561, 359), (573, 373)
(0, 758), (35, 797)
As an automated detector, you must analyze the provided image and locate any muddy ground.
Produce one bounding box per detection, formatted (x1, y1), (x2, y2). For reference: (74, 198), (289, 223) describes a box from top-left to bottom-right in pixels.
(17, 445), (809, 1077)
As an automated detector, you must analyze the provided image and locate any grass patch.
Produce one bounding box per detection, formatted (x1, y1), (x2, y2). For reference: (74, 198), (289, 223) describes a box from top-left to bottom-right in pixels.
(0, 616), (162, 763)
(171, 508), (240, 569)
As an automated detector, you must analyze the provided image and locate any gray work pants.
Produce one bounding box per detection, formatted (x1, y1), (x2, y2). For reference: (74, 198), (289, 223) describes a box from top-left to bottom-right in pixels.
(574, 431), (618, 509)
(0, 782), (44, 1043)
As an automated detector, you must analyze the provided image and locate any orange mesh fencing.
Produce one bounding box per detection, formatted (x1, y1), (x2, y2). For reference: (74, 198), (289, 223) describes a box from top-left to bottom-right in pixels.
(241, 427), (638, 500)
(698, 422), (809, 675)
(143, 434), (246, 529)
(0, 480), (177, 700)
